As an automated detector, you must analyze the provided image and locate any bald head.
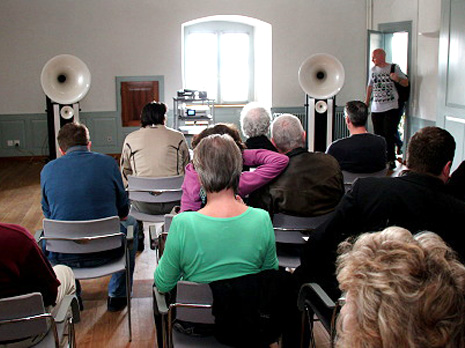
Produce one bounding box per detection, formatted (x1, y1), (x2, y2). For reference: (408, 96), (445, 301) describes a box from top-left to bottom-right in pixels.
(372, 48), (386, 67)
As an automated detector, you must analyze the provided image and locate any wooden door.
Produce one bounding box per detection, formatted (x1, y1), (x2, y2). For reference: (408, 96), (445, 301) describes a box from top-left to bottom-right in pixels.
(121, 81), (159, 127)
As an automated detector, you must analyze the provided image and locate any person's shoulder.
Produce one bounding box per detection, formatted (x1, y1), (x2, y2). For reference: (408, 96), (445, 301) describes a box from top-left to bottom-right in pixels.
(246, 206), (270, 218)
(311, 151), (341, 166)
(124, 127), (143, 141)
(0, 223), (35, 244)
(163, 125), (186, 137)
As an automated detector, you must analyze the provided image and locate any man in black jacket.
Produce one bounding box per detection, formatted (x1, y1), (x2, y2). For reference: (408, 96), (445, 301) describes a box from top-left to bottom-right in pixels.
(294, 126), (465, 300)
(248, 113), (344, 218)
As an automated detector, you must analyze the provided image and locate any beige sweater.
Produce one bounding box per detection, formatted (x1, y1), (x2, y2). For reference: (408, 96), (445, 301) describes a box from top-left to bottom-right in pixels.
(120, 125), (190, 186)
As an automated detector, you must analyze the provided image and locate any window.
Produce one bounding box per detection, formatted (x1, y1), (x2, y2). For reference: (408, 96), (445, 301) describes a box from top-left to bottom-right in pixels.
(184, 21), (254, 104)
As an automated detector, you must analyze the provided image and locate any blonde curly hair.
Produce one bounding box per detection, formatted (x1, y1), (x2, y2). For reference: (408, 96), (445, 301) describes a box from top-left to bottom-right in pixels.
(336, 227), (465, 348)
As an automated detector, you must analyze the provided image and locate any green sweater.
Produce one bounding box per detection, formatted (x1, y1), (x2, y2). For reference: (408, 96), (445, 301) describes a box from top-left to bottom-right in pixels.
(154, 207), (279, 293)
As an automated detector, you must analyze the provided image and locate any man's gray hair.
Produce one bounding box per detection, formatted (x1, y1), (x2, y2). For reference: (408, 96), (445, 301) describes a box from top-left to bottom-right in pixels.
(240, 102), (272, 138)
(193, 134), (242, 193)
(271, 114), (305, 153)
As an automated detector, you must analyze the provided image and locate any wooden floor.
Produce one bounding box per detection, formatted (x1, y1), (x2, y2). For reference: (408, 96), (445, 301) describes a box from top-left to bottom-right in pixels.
(0, 158), (333, 347)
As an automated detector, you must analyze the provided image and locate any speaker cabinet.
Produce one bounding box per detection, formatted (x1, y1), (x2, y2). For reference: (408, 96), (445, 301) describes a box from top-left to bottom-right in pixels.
(306, 96), (335, 152)
(46, 97), (80, 159)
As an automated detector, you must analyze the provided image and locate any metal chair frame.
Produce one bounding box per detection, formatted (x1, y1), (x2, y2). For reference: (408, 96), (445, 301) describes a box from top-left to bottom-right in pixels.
(0, 292), (79, 348)
(38, 216), (133, 341)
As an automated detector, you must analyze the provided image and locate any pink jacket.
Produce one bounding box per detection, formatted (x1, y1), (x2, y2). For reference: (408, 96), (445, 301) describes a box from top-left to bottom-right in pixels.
(180, 149), (289, 211)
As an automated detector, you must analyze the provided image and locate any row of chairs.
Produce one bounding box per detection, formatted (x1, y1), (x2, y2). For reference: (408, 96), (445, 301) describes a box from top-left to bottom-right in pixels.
(0, 169), (382, 347)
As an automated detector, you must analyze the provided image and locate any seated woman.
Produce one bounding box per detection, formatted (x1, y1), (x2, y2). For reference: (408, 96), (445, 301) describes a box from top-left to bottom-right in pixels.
(155, 134), (298, 347)
(336, 226), (465, 348)
(180, 123), (289, 211)
(240, 102), (277, 151)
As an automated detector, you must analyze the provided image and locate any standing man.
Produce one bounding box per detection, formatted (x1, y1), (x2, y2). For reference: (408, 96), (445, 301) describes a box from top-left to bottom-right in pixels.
(41, 122), (139, 312)
(365, 48), (408, 170)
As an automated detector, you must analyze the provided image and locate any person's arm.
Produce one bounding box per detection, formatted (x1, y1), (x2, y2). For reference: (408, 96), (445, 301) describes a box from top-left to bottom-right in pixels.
(22, 231), (61, 307)
(365, 85), (373, 106)
(113, 161), (130, 219)
(177, 137), (190, 175)
(260, 214), (279, 271)
(391, 65), (409, 87)
(40, 170), (51, 219)
(154, 218), (183, 293)
(179, 163), (202, 212)
(238, 149), (289, 196)
(120, 141), (133, 188)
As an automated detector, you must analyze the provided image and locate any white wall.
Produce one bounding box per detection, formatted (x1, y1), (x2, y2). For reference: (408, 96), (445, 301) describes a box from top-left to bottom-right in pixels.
(0, 0), (366, 114)
(372, 0), (441, 122)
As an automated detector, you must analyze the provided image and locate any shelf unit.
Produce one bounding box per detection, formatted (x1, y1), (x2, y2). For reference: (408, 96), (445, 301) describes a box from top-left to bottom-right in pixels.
(173, 97), (215, 135)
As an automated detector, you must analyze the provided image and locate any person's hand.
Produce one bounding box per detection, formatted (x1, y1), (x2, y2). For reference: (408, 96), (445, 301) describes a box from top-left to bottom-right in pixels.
(390, 72), (400, 82)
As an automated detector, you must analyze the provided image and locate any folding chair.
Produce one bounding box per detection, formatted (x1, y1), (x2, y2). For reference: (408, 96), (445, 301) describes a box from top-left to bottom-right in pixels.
(0, 292), (80, 348)
(342, 168), (388, 192)
(297, 283), (344, 348)
(127, 175), (183, 256)
(272, 212), (335, 269)
(38, 216), (133, 341)
(153, 281), (230, 348)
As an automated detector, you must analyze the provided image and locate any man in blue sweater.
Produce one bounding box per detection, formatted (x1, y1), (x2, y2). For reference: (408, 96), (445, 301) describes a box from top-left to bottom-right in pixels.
(41, 122), (139, 312)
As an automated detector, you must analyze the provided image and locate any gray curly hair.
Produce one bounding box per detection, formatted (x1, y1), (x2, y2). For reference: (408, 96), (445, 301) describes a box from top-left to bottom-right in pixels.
(240, 102), (272, 138)
(336, 227), (465, 348)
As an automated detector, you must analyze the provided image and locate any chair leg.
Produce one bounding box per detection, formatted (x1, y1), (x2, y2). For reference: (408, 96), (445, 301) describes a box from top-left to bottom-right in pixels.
(68, 317), (76, 348)
(126, 253), (132, 342)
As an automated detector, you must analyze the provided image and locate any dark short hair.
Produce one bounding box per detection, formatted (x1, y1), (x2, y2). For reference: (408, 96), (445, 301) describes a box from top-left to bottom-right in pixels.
(407, 127), (455, 176)
(191, 123), (245, 151)
(345, 101), (368, 127)
(193, 134), (242, 193)
(57, 122), (90, 152)
(140, 101), (167, 127)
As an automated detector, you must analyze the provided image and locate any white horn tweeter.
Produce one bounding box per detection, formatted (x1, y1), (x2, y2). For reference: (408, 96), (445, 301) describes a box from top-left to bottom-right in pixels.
(315, 100), (328, 114)
(60, 105), (75, 120)
(41, 54), (91, 159)
(298, 53), (345, 152)
(41, 54), (91, 104)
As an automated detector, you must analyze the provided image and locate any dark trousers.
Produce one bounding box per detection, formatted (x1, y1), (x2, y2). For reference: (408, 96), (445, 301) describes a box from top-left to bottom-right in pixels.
(372, 108), (402, 162)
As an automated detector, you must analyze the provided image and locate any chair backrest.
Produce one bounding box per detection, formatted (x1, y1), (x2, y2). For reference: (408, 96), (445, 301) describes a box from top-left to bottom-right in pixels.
(173, 281), (214, 325)
(272, 212), (335, 244)
(127, 175), (184, 204)
(42, 216), (122, 254)
(0, 292), (51, 342)
(342, 168), (387, 184)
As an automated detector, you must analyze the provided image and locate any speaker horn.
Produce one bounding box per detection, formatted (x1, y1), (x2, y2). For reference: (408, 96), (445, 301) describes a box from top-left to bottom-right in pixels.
(40, 54), (91, 104)
(298, 53), (345, 99)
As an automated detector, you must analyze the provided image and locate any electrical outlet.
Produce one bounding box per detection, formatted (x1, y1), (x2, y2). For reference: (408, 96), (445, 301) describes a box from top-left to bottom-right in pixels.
(7, 140), (14, 147)
(106, 136), (113, 143)
(13, 140), (20, 147)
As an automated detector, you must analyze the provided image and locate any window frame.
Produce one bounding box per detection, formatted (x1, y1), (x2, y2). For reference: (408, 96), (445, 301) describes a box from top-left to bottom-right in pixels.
(183, 21), (255, 105)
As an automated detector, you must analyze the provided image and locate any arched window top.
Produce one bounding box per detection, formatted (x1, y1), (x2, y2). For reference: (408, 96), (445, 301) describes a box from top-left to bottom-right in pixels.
(182, 15), (272, 106)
